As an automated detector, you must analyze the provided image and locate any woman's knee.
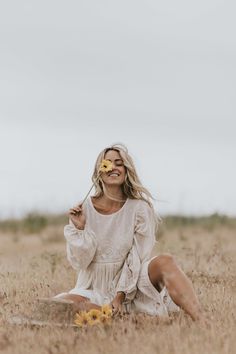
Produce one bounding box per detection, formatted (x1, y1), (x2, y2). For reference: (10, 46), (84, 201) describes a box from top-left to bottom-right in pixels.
(148, 254), (173, 279)
(155, 253), (176, 271)
(61, 293), (89, 304)
(148, 254), (177, 289)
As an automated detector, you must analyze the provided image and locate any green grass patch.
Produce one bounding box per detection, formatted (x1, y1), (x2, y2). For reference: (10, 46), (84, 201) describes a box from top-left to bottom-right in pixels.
(0, 212), (235, 235)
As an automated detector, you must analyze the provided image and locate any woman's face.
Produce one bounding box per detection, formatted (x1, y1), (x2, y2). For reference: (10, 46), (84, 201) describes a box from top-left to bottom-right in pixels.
(101, 149), (126, 187)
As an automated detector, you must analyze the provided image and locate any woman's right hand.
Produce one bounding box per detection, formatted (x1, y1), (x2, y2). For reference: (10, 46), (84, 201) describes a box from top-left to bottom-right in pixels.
(68, 204), (86, 230)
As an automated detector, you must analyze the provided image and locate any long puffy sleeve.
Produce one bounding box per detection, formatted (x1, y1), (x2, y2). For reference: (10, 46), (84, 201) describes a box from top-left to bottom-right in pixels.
(64, 220), (97, 270)
(133, 203), (157, 263)
(115, 201), (157, 301)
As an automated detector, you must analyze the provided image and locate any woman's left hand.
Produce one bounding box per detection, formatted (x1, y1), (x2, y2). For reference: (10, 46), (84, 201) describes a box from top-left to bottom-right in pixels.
(110, 292), (125, 316)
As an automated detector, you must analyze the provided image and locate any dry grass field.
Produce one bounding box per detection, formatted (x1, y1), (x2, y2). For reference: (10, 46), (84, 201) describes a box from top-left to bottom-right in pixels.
(0, 214), (236, 354)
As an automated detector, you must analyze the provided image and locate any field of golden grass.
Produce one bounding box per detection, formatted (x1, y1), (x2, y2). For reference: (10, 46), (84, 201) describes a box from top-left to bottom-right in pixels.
(0, 215), (235, 354)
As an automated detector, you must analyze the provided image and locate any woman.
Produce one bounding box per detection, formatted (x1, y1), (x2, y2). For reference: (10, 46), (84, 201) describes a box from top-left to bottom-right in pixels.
(55, 144), (204, 321)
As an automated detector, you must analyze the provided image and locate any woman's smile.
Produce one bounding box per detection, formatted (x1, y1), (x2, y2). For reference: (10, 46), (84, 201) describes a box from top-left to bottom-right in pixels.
(108, 171), (120, 177)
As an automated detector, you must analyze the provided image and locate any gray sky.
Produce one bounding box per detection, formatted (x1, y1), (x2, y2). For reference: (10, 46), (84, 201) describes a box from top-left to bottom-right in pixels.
(0, 1), (235, 218)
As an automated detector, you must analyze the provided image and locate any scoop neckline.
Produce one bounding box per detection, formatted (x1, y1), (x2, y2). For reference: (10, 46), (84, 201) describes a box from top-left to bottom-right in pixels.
(89, 196), (129, 217)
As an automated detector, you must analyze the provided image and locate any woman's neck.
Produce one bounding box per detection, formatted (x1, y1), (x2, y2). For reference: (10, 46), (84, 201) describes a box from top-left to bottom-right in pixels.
(93, 186), (126, 210)
(102, 187), (126, 204)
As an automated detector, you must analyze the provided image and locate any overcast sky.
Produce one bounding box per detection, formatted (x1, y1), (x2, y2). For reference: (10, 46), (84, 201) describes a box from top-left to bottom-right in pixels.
(0, 1), (235, 219)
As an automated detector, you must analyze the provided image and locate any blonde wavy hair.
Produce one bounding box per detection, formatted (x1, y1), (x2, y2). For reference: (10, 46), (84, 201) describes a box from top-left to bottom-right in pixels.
(92, 143), (154, 207)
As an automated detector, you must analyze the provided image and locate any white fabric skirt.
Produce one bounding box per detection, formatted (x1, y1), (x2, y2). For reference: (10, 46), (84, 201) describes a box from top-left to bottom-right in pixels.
(55, 256), (180, 316)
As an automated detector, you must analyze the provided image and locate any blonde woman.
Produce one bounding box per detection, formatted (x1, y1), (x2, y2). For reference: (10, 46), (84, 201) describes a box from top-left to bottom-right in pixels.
(56, 144), (205, 321)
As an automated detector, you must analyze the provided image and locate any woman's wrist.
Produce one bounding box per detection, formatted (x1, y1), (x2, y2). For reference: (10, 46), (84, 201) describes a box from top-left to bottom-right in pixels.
(73, 222), (85, 230)
(75, 225), (84, 230)
(116, 291), (126, 302)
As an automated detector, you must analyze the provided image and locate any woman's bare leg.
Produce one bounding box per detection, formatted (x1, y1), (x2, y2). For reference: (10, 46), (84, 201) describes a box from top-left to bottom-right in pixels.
(57, 294), (101, 312)
(148, 254), (204, 321)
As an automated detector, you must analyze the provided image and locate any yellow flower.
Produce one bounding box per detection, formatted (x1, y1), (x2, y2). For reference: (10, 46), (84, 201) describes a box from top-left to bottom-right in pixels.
(101, 304), (112, 317)
(74, 311), (90, 327)
(87, 308), (102, 321)
(99, 159), (113, 173)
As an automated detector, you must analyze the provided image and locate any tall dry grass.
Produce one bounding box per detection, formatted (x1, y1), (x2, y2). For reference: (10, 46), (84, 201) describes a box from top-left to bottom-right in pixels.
(0, 214), (235, 354)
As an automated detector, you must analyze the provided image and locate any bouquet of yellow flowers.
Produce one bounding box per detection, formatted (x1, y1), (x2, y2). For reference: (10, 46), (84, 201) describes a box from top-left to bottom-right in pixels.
(74, 304), (113, 328)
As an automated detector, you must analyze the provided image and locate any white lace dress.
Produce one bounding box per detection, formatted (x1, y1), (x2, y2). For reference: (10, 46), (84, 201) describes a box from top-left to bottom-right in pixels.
(56, 197), (179, 316)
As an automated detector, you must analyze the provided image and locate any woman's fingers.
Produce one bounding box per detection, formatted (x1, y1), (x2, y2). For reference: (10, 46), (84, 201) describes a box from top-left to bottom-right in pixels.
(111, 303), (123, 317)
(68, 202), (83, 215)
(74, 205), (82, 211)
(68, 207), (82, 215)
(69, 209), (77, 215)
(68, 209), (75, 215)
(111, 307), (118, 316)
(70, 206), (82, 212)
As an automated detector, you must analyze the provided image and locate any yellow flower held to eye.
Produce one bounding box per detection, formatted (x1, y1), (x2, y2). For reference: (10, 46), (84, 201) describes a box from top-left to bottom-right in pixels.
(80, 159), (113, 206)
(99, 159), (113, 173)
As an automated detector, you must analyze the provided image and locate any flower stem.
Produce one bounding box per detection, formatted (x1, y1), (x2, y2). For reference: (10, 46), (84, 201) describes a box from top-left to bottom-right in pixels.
(81, 174), (100, 206)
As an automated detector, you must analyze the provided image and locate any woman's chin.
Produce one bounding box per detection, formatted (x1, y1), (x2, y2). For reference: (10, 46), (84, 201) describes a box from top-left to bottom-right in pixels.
(104, 181), (123, 187)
